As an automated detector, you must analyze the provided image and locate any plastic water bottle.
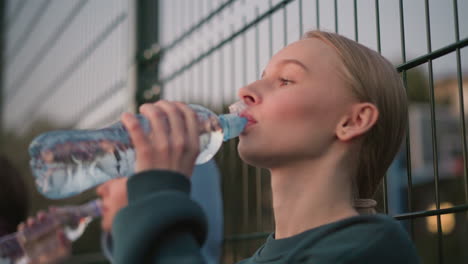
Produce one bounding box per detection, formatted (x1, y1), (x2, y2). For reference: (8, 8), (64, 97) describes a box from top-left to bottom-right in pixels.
(0, 199), (101, 264)
(29, 102), (247, 199)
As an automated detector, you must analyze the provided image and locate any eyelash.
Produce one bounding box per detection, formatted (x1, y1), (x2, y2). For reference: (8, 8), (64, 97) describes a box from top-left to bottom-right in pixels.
(279, 78), (292, 86)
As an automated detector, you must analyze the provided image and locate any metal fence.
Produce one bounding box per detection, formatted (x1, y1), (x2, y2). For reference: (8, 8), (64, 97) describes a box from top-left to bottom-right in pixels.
(1, 0), (135, 132)
(146, 0), (468, 263)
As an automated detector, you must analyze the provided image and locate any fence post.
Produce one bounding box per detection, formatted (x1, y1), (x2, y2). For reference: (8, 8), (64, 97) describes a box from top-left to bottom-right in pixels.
(0, 0), (5, 134)
(135, 0), (160, 108)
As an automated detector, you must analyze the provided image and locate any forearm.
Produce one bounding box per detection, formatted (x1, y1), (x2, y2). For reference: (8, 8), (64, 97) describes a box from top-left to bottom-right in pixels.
(111, 170), (207, 264)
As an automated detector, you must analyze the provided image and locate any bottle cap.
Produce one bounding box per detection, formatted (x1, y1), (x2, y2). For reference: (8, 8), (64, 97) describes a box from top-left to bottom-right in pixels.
(219, 114), (247, 141)
(220, 100), (248, 141)
(228, 100), (248, 115)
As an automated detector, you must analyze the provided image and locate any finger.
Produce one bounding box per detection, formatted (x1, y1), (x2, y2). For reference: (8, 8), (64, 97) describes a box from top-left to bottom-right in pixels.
(175, 102), (200, 157)
(56, 229), (71, 248)
(37, 211), (47, 221)
(157, 101), (188, 160)
(27, 217), (35, 227)
(121, 112), (154, 171)
(140, 103), (171, 161)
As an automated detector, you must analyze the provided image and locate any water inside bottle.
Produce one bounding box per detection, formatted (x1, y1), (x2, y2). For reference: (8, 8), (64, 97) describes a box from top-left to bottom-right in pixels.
(29, 121), (224, 198)
(29, 128), (136, 199)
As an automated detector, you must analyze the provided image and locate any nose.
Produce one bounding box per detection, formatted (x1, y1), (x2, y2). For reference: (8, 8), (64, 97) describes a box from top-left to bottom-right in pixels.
(238, 80), (262, 106)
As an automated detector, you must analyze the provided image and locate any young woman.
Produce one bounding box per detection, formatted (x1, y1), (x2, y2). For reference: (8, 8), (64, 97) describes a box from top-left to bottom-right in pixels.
(112, 30), (420, 263)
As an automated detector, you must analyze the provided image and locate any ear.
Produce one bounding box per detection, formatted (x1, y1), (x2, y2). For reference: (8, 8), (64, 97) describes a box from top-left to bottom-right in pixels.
(336, 103), (379, 142)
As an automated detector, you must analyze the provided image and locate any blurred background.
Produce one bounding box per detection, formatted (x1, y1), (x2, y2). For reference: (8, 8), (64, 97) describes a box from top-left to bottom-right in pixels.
(1, 0), (468, 263)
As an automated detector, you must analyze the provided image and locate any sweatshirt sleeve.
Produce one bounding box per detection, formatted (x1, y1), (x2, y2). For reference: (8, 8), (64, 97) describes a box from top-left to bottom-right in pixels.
(111, 170), (208, 264)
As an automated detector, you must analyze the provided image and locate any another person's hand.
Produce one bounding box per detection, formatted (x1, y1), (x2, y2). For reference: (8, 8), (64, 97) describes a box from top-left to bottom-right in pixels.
(121, 100), (201, 178)
(17, 211), (71, 264)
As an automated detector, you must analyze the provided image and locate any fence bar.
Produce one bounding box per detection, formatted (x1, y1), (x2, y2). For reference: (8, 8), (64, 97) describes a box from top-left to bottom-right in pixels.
(395, 204), (468, 220)
(17, 12), (127, 129)
(159, 0), (295, 85)
(334, 0), (338, 33)
(398, 0), (407, 69)
(354, 0), (358, 41)
(4, 0), (26, 32)
(241, 16), (250, 229)
(5, 0), (88, 100)
(298, 0), (303, 37)
(144, 0), (237, 61)
(283, 3), (287, 45)
(424, 1), (443, 263)
(7, 0), (51, 63)
(452, 0), (468, 206)
(397, 37), (468, 72)
(375, 0), (381, 53)
(398, 0), (415, 240)
(316, 0), (320, 29)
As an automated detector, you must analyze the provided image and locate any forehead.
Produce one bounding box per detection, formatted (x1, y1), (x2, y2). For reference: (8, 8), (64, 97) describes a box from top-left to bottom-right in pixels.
(269, 38), (341, 71)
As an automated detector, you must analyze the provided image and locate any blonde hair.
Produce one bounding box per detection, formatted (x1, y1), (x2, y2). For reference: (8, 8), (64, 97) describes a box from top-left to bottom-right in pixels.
(303, 31), (408, 205)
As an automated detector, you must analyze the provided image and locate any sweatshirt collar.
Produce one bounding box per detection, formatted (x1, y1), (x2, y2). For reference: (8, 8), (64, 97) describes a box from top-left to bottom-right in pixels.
(256, 215), (381, 261)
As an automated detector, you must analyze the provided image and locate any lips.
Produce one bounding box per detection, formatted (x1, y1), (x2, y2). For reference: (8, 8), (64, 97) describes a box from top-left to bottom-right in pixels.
(239, 112), (257, 128)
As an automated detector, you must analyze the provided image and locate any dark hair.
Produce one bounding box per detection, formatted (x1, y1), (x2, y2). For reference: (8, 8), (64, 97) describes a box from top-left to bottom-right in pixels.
(0, 156), (29, 236)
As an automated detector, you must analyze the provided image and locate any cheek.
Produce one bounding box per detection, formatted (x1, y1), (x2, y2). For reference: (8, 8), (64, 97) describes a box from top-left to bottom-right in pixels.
(267, 97), (336, 146)
(268, 97), (320, 128)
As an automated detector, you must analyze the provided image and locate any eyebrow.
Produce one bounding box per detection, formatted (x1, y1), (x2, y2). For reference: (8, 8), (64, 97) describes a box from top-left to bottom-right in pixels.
(261, 59), (309, 78)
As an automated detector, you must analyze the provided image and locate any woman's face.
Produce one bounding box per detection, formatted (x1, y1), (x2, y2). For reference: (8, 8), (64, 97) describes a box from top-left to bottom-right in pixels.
(96, 178), (128, 232)
(238, 38), (357, 168)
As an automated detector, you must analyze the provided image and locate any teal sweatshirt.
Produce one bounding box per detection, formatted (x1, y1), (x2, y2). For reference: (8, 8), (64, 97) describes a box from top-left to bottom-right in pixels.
(112, 170), (420, 264)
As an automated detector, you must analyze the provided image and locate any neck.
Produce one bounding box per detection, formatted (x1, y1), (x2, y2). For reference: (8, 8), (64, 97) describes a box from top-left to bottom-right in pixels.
(269, 148), (358, 239)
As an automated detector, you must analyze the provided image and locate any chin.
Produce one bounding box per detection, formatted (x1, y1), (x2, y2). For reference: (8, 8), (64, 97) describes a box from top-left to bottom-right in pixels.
(238, 146), (276, 169)
(238, 143), (257, 165)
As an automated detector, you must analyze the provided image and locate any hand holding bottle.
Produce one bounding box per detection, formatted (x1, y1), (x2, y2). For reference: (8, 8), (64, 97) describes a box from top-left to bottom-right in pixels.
(121, 101), (201, 178)
(17, 210), (71, 264)
(0, 200), (100, 264)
